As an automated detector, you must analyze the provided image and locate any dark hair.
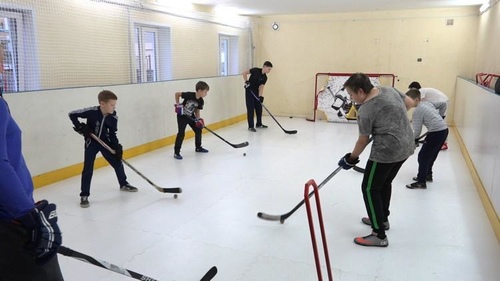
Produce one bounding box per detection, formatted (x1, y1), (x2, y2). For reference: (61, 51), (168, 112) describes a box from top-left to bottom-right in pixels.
(406, 89), (421, 100)
(263, 61), (273, 68)
(343, 73), (374, 93)
(196, 81), (209, 92)
(408, 81), (421, 89)
(98, 90), (117, 103)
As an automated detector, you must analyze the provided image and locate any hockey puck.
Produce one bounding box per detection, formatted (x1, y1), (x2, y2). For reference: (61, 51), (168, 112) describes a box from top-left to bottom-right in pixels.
(174, 194), (178, 199)
(243, 153), (246, 156)
(289, 116), (293, 118)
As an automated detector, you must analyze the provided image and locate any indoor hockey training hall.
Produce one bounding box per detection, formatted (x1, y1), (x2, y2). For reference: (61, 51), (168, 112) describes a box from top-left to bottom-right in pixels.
(1, 0), (499, 280)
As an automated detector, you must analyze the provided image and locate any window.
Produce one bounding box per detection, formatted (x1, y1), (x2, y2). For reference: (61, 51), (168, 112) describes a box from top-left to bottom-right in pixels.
(133, 24), (171, 83)
(0, 8), (38, 93)
(219, 34), (238, 76)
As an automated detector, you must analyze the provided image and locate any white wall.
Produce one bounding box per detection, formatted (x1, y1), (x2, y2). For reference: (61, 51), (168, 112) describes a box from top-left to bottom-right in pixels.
(255, 7), (479, 119)
(454, 77), (500, 216)
(4, 76), (246, 176)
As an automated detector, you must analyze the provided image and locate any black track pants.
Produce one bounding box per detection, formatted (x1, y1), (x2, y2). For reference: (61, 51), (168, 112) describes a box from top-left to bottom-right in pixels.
(362, 159), (407, 237)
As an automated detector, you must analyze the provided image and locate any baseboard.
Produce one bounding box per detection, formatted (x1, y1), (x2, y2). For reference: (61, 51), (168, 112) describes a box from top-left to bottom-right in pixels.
(451, 124), (500, 242)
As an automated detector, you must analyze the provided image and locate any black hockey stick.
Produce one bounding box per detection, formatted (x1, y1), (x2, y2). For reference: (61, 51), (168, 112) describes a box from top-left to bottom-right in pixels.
(89, 133), (182, 195)
(187, 116), (249, 148)
(200, 266), (218, 281)
(353, 165), (365, 173)
(204, 125), (249, 148)
(353, 132), (428, 173)
(257, 166), (342, 223)
(249, 90), (298, 134)
(415, 132), (429, 146)
(352, 137), (373, 174)
(58, 246), (218, 281)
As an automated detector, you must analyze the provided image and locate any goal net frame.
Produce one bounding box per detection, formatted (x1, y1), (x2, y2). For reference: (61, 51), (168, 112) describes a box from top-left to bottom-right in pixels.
(307, 72), (396, 123)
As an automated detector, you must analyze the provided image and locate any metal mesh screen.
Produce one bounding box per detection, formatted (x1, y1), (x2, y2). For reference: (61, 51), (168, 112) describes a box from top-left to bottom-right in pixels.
(0, 0), (252, 93)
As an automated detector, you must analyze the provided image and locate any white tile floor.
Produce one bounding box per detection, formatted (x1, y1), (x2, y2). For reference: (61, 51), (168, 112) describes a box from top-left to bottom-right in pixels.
(35, 117), (500, 281)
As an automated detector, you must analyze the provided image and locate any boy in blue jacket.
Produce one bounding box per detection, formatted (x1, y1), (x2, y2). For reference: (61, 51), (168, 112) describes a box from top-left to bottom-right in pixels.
(69, 90), (137, 208)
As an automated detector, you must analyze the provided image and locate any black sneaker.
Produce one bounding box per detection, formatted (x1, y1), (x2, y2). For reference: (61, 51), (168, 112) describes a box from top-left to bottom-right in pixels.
(361, 217), (390, 230)
(195, 147), (209, 153)
(412, 175), (433, 182)
(248, 128), (256, 132)
(80, 196), (89, 208)
(174, 153), (183, 160)
(406, 182), (427, 189)
(120, 184), (138, 192)
(256, 124), (268, 128)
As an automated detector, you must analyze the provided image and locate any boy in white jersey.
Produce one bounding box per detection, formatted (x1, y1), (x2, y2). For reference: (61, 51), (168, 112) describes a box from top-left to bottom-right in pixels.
(405, 89), (449, 189)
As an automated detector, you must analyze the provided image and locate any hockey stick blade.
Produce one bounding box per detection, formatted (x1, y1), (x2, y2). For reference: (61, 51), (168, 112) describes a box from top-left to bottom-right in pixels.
(201, 123), (249, 149)
(89, 134), (182, 195)
(257, 166), (343, 223)
(249, 90), (298, 135)
(186, 116), (249, 149)
(122, 159), (182, 194)
(200, 266), (218, 281)
(157, 186), (182, 194)
(232, 141), (249, 148)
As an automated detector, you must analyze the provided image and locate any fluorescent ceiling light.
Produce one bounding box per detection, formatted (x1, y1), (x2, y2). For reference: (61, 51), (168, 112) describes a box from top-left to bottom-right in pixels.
(479, 0), (490, 13)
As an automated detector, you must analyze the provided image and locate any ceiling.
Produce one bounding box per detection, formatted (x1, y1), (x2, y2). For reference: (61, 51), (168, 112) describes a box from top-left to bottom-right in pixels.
(184, 0), (485, 15)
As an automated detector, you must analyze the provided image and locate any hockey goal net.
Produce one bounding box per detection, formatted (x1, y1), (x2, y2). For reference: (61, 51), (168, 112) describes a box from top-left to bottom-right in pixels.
(307, 72), (396, 123)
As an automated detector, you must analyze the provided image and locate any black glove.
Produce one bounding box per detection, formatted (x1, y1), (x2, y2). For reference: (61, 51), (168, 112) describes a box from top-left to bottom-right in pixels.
(73, 122), (91, 137)
(338, 153), (360, 170)
(244, 81), (250, 89)
(259, 96), (264, 103)
(114, 144), (123, 160)
(14, 200), (62, 265)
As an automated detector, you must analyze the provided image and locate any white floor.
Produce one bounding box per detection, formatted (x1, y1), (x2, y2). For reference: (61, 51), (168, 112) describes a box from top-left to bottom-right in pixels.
(35, 117), (500, 281)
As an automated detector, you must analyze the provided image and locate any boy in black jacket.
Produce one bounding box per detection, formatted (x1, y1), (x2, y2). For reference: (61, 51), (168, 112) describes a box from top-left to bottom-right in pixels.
(173, 81), (209, 160)
(69, 90), (137, 208)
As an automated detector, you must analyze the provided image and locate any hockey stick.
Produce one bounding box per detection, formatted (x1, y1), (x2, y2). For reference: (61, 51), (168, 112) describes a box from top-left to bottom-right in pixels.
(89, 133), (182, 195)
(353, 132), (428, 173)
(257, 166), (342, 223)
(186, 116), (249, 148)
(352, 137), (373, 174)
(58, 246), (218, 281)
(415, 132), (429, 146)
(204, 125), (249, 148)
(249, 90), (298, 134)
(200, 266), (218, 281)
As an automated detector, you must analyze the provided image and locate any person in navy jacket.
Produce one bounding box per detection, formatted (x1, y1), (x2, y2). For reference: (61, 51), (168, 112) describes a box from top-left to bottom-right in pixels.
(69, 90), (137, 208)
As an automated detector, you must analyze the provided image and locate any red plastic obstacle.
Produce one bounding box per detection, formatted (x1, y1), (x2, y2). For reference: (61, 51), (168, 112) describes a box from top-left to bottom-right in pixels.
(304, 179), (333, 281)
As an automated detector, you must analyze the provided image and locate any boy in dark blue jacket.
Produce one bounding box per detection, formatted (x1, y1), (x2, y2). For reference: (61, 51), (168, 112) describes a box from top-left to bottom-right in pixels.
(1, 96), (63, 280)
(69, 90), (137, 208)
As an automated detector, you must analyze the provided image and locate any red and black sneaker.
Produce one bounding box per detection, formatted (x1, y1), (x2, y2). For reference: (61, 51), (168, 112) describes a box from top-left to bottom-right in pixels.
(354, 233), (389, 247)
(441, 142), (448, 150)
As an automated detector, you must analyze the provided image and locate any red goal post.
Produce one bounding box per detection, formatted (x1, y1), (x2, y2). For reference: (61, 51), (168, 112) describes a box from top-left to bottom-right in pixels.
(307, 72), (396, 122)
